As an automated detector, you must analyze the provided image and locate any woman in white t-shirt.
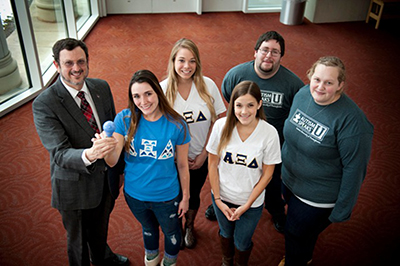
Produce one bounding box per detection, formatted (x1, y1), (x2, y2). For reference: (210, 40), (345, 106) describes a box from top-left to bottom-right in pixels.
(206, 81), (281, 265)
(160, 38), (226, 249)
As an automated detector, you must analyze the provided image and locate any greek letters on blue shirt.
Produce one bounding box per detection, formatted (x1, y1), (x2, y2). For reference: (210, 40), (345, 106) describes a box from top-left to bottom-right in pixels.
(114, 109), (190, 202)
(131, 139), (174, 160)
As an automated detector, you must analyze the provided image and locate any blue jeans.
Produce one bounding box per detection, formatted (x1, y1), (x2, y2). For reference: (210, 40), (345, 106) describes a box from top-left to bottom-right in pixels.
(212, 195), (263, 251)
(282, 184), (332, 266)
(124, 192), (181, 257)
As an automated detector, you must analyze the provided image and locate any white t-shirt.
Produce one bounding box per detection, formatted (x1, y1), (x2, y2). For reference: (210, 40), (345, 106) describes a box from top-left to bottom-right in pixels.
(206, 117), (282, 207)
(160, 77), (226, 159)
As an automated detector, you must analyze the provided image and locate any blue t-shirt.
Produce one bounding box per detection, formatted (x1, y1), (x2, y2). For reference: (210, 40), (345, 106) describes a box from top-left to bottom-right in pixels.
(114, 109), (190, 202)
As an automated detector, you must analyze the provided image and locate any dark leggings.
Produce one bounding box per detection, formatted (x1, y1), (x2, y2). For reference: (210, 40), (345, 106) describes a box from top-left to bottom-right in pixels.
(282, 184), (332, 266)
(188, 158), (208, 210)
(264, 163), (286, 216)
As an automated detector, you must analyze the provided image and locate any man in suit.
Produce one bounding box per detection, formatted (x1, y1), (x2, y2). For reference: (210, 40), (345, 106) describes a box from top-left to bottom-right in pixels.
(32, 38), (129, 266)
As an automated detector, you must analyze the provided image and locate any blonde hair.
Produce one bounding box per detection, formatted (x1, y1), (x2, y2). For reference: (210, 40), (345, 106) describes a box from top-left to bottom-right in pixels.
(165, 38), (217, 122)
(217, 81), (266, 156)
(307, 56), (346, 94)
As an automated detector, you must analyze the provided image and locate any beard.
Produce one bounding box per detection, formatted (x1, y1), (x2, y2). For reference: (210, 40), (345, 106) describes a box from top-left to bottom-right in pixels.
(61, 69), (89, 88)
(258, 61), (274, 74)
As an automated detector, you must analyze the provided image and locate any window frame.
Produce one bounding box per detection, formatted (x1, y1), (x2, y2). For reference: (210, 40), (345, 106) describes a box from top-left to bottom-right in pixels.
(0, 0), (100, 117)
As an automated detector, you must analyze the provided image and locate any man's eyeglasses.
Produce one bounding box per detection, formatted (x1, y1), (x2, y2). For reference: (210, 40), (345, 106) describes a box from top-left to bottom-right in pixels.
(62, 59), (87, 68)
(258, 48), (281, 57)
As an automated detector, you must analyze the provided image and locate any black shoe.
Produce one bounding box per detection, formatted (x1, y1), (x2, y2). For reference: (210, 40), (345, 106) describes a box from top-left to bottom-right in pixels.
(99, 253), (129, 266)
(272, 214), (286, 234)
(205, 204), (217, 221)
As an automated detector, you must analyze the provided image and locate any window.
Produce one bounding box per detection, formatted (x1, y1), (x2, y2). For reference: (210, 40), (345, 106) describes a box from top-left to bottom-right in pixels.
(30, 0), (68, 74)
(0, 0), (29, 105)
(0, 0), (99, 117)
(75, 0), (92, 31)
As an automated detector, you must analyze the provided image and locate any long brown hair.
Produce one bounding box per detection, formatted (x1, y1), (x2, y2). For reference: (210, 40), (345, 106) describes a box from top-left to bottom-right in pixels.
(165, 38), (217, 122)
(216, 81), (266, 156)
(124, 69), (187, 152)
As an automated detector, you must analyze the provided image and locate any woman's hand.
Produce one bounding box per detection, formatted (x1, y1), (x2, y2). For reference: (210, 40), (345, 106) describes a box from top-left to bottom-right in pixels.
(86, 132), (118, 161)
(215, 200), (236, 221)
(215, 200), (249, 221)
(230, 205), (249, 221)
(178, 198), (189, 218)
(188, 150), (207, 170)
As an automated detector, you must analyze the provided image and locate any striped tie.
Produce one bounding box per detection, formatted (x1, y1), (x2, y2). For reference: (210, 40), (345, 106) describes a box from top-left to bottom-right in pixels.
(77, 91), (99, 133)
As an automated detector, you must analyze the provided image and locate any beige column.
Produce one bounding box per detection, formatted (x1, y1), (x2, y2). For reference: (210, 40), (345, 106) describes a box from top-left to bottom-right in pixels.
(0, 17), (22, 95)
(35, 0), (61, 22)
(35, 0), (79, 22)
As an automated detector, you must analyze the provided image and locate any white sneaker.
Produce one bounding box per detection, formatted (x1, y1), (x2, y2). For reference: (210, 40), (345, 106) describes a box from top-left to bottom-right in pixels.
(145, 253), (161, 266)
(161, 258), (177, 266)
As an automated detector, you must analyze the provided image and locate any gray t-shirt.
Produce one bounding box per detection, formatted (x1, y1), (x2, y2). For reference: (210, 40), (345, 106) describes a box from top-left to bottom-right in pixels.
(282, 85), (374, 222)
(222, 61), (304, 143)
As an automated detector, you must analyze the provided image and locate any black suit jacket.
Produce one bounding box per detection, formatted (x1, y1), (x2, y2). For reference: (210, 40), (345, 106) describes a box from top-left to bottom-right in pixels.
(33, 77), (123, 210)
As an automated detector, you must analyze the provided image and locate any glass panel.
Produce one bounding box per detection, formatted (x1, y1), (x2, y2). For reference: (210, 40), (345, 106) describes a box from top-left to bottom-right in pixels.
(0, 0), (29, 104)
(30, 0), (67, 74)
(248, 0), (282, 9)
(1, 0), (99, 117)
(74, 0), (91, 31)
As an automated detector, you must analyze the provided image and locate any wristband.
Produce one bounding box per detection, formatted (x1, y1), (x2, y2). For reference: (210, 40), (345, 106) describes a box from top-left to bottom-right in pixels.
(214, 197), (221, 201)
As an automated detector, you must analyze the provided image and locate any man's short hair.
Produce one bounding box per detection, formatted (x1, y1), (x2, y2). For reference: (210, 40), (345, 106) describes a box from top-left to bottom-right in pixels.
(254, 31), (285, 57)
(52, 38), (89, 64)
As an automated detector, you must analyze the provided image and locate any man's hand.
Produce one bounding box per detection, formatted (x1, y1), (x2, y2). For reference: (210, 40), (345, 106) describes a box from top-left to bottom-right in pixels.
(85, 132), (118, 162)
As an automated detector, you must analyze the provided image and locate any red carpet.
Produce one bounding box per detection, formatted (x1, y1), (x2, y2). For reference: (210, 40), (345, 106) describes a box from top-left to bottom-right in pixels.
(1, 12), (399, 266)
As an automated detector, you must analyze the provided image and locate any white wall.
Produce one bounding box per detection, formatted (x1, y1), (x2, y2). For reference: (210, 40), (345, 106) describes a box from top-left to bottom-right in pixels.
(105, 0), (371, 23)
(106, 0), (200, 14)
(106, 0), (149, 14)
(305, 0), (370, 23)
(202, 0), (242, 12)
(105, 0), (244, 14)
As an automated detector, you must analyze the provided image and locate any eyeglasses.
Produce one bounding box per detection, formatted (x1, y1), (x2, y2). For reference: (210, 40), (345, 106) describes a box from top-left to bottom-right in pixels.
(62, 59), (87, 68)
(258, 48), (281, 57)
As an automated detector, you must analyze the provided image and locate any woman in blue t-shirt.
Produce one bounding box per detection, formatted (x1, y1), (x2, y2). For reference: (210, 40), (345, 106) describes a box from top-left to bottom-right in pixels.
(102, 70), (190, 266)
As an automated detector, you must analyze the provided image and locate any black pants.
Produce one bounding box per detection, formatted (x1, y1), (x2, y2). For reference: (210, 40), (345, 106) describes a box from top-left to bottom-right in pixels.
(264, 163), (286, 217)
(59, 181), (115, 266)
(282, 184), (332, 265)
(188, 158), (208, 210)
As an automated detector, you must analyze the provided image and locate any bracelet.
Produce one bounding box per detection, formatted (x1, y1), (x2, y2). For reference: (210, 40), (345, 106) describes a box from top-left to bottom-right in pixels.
(214, 197), (221, 201)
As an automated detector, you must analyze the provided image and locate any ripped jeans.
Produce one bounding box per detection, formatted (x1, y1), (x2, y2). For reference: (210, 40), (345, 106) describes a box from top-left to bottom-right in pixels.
(124, 192), (182, 257)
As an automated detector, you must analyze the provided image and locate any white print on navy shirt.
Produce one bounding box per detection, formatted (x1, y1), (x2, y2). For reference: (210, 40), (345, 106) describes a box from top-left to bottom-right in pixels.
(262, 91), (284, 108)
(128, 138), (174, 160)
(223, 152), (259, 169)
(182, 110), (207, 124)
(290, 109), (329, 144)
